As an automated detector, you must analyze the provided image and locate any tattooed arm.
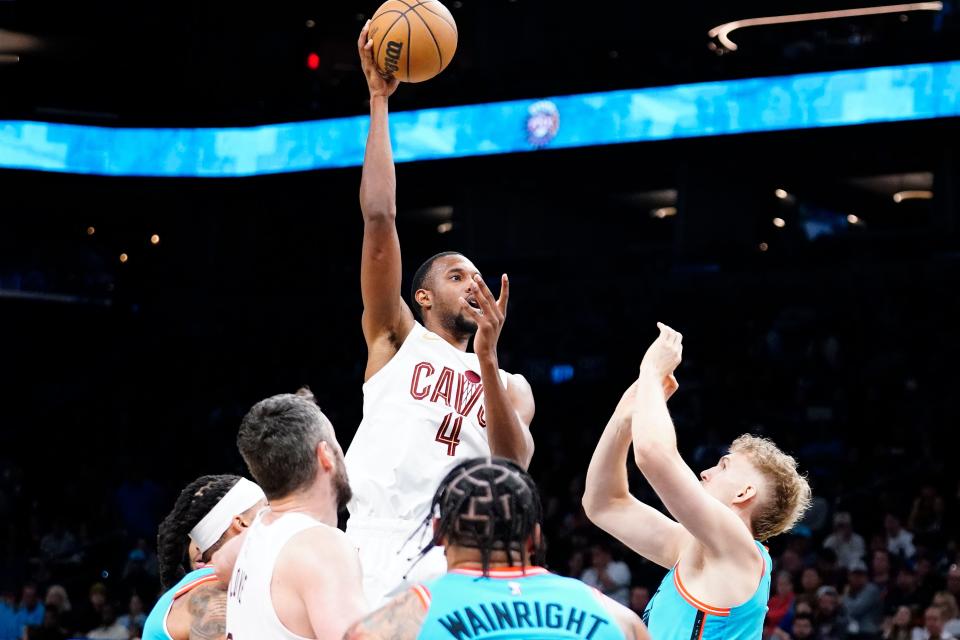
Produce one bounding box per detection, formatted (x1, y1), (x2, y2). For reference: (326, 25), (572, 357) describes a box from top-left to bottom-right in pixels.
(187, 584), (228, 640)
(343, 589), (428, 640)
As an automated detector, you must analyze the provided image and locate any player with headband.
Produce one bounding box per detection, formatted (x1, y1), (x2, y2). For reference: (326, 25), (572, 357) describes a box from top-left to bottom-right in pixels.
(143, 475), (266, 640)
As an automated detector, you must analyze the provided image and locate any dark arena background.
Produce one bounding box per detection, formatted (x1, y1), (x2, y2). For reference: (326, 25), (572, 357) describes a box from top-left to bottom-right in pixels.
(2, 1), (960, 638)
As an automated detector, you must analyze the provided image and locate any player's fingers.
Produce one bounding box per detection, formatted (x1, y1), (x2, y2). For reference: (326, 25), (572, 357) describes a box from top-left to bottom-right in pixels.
(358, 21), (370, 51)
(497, 274), (509, 316)
(472, 274), (498, 317)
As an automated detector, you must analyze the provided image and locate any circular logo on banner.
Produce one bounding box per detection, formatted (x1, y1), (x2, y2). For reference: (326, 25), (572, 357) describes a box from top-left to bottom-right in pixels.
(525, 100), (560, 148)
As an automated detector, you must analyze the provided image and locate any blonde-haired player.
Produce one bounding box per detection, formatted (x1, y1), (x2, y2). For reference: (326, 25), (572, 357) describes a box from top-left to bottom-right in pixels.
(584, 323), (811, 640)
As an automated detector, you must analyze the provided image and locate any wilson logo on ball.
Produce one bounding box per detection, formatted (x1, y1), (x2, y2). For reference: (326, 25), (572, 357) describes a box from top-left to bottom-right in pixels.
(384, 41), (403, 74)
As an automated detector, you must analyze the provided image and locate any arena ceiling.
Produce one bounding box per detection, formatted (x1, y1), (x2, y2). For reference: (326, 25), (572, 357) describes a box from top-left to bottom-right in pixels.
(0, 0), (957, 125)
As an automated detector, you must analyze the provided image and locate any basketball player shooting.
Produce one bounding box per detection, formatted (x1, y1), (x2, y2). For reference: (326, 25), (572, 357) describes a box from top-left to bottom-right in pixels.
(345, 22), (536, 606)
(344, 457), (649, 640)
(583, 323), (812, 640)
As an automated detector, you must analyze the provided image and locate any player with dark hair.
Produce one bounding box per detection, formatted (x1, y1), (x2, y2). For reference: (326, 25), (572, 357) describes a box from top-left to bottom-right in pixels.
(344, 457), (648, 640)
(143, 474), (266, 640)
(345, 22), (536, 606)
(225, 389), (366, 639)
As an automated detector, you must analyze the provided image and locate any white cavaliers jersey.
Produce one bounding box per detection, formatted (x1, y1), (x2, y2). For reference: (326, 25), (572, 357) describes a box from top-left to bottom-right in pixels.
(225, 511), (323, 640)
(345, 321), (511, 523)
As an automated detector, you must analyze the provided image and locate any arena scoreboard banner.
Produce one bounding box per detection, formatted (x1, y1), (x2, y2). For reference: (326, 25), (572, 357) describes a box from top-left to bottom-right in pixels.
(1, 60), (959, 177)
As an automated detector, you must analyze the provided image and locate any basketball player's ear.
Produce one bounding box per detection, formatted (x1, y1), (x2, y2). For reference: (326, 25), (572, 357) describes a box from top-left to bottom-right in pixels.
(415, 289), (432, 314)
(316, 441), (336, 472)
(732, 484), (757, 505)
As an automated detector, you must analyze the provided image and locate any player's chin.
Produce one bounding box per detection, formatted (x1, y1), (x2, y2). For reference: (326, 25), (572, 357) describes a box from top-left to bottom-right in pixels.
(454, 313), (479, 335)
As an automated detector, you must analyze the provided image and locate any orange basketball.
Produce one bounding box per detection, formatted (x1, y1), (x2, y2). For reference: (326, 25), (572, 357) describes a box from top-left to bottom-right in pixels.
(368, 0), (458, 83)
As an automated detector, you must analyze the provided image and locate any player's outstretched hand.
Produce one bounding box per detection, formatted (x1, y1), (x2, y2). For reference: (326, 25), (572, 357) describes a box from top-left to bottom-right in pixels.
(358, 20), (399, 99)
(639, 323), (683, 382)
(461, 273), (508, 361)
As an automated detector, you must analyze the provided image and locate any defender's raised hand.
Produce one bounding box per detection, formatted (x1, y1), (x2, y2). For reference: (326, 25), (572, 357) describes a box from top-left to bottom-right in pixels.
(640, 323), (683, 382)
(357, 20), (399, 99)
(460, 273), (509, 361)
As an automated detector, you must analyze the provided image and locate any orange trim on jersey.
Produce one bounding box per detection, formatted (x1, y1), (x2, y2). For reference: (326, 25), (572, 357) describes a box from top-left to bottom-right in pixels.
(450, 566), (549, 579)
(411, 585), (432, 611)
(173, 574), (219, 601)
(673, 569), (731, 617)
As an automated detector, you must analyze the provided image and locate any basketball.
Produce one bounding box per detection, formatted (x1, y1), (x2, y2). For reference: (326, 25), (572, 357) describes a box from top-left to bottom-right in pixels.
(368, 0), (458, 83)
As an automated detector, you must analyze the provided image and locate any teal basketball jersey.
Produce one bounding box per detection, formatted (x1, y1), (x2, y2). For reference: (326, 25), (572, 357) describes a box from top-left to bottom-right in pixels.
(416, 566), (627, 640)
(142, 568), (218, 640)
(643, 542), (771, 640)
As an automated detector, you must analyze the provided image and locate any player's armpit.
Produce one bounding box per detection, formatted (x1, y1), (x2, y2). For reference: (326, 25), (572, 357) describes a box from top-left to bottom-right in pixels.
(342, 589), (428, 640)
(187, 584), (227, 640)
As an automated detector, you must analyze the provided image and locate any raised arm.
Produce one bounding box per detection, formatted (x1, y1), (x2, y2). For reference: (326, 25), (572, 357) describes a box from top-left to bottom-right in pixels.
(583, 380), (691, 569)
(357, 22), (414, 379)
(631, 324), (757, 562)
(463, 273), (535, 468)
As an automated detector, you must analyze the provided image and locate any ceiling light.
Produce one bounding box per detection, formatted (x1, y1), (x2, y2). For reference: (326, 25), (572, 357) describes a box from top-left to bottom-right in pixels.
(847, 214), (861, 224)
(709, 2), (943, 52)
(773, 218), (786, 228)
(775, 189), (788, 199)
(893, 190), (933, 203)
(652, 207), (678, 219)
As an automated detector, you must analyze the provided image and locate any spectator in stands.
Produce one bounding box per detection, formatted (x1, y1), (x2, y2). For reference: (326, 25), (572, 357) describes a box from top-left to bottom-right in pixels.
(803, 568), (825, 600)
(72, 583), (107, 634)
(885, 515), (916, 561)
(25, 609), (67, 640)
(915, 606), (955, 640)
(15, 585), (45, 636)
(873, 550), (895, 593)
(825, 513), (867, 571)
(41, 586), (74, 635)
(115, 594), (145, 635)
(629, 587), (650, 618)
(916, 558), (943, 605)
(580, 542), (631, 606)
(946, 566), (960, 602)
(793, 614), (817, 640)
(932, 593), (960, 638)
(0, 590), (18, 640)
(883, 605), (913, 640)
(909, 486), (945, 539)
(816, 585), (850, 640)
(887, 568), (925, 615)
(843, 560), (883, 639)
(86, 603), (129, 640)
(768, 571), (798, 636)
(782, 549), (806, 578)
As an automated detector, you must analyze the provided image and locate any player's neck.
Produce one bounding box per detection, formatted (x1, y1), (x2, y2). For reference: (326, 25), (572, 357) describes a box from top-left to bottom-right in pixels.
(424, 319), (471, 352)
(263, 486), (338, 527)
(445, 546), (535, 570)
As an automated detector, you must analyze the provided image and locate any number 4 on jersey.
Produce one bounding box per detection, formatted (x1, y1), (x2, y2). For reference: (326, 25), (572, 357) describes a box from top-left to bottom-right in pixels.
(435, 412), (463, 456)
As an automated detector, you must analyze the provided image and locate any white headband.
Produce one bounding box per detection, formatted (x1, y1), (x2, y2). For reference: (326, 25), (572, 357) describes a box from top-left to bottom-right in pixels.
(189, 478), (266, 553)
